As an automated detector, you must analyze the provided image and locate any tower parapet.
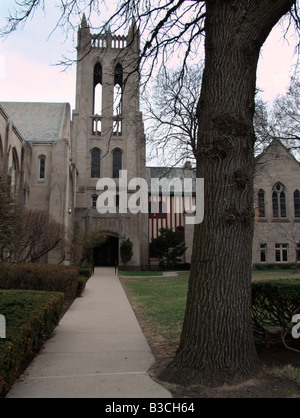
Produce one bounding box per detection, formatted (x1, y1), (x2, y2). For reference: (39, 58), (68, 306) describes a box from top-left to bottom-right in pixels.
(78, 16), (140, 53)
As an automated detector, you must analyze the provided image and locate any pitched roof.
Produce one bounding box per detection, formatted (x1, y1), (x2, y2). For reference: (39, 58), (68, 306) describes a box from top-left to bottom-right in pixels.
(255, 138), (300, 165)
(0, 102), (68, 143)
(146, 166), (196, 193)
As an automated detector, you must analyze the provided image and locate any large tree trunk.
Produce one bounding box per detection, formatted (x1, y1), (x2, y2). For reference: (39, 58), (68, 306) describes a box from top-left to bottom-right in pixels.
(159, 0), (294, 387)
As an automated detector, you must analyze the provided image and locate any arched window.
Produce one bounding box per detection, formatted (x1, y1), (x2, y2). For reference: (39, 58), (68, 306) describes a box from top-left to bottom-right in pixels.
(38, 155), (46, 180)
(272, 182), (286, 218)
(257, 189), (265, 217)
(112, 149), (122, 178)
(11, 149), (19, 191)
(91, 148), (101, 178)
(294, 190), (300, 217)
(113, 63), (123, 116)
(93, 62), (102, 115)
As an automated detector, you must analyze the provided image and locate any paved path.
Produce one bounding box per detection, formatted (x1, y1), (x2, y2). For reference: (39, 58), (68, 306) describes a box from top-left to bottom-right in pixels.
(6, 267), (172, 398)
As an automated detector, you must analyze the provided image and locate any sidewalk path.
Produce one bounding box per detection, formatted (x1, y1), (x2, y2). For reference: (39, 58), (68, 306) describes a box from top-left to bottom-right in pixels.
(6, 267), (172, 398)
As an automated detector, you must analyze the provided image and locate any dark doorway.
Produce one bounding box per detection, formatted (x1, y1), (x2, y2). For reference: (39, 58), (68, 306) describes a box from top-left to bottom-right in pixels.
(93, 236), (118, 266)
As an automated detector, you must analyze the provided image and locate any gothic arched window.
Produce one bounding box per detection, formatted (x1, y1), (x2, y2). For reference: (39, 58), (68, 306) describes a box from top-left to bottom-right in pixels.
(11, 148), (20, 193)
(93, 62), (102, 115)
(112, 149), (122, 178)
(257, 189), (265, 217)
(91, 148), (101, 178)
(272, 182), (286, 218)
(294, 190), (300, 217)
(38, 155), (46, 180)
(113, 63), (123, 116)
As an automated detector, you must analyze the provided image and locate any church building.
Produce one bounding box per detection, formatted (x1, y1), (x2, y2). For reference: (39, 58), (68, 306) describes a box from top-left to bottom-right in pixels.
(0, 17), (300, 269)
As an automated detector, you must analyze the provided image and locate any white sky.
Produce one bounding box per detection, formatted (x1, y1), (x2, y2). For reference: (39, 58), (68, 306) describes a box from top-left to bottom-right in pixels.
(0, 1), (298, 112)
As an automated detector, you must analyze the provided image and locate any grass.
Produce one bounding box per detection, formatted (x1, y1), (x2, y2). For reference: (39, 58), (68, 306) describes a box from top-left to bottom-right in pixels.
(273, 364), (300, 385)
(252, 269), (300, 281)
(118, 270), (167, 276)
(122, 272), (189, 344)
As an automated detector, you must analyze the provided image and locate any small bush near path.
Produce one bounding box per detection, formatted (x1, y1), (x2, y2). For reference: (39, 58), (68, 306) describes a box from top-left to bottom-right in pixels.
(0, 289), (64, 397)
(76, 275), (89, 297)
(0, 263), (79, 300)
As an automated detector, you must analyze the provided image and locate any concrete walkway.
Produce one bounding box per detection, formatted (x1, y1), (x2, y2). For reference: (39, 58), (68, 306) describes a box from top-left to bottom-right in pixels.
(6, 267), (172, 398)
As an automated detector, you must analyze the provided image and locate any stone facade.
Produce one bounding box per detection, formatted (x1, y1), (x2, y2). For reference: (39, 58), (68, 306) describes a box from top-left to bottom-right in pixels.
(0, 104), (31, 201)
(71, 17), (148, 269)
(253, 139), (300, 267)
(1, 17), (300, 269)
(0, 102), (74, 263)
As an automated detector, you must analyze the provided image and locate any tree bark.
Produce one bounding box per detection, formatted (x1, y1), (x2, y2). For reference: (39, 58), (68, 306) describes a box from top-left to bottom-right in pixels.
(159, 0), (295, 387)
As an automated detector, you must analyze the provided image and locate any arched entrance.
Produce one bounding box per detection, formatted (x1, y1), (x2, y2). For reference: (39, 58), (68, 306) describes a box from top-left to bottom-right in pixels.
(93, 235), (119, 267)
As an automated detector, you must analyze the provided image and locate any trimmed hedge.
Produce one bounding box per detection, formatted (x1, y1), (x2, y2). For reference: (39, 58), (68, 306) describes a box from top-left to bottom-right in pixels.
(78, 266), (93, 278)
(76, 275), (89, 297)
(0, 264), (79, 300)
(252, 279), (300, 348)
(0, 289), (64, 397)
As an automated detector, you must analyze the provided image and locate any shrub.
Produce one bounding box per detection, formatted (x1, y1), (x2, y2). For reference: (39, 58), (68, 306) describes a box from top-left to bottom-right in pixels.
(252, 279), (300, 349)
(76, 276), (89, 297)
(120, 239), (133, 266)
(0, 264), (79, 300)
(151, 227), (187, 269)
(0, 289), (64, 397)
(78, 266), (93, 278)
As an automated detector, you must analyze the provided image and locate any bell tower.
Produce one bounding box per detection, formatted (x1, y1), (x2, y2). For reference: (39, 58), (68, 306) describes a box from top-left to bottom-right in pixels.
(72, 15), (148, 269)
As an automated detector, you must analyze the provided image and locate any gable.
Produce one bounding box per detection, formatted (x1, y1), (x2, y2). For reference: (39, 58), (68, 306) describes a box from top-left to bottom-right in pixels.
(254, 139), (300, 190)
(256, 139), (300, 168)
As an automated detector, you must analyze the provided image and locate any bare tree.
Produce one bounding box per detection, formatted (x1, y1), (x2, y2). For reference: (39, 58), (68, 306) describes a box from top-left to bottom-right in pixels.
(272, 75), (300, 149)
(0, 172), (65, 263)
(3, 209), (65, 264)
(145, 65), (201, 166)
(71, 228), (106, 265)
(1, 0), (300, 387)
(277, 220), (300, 272)
(253, 96), (274, 154)
(0, 171), (26, 263)
(16, 210), (66, 263)
(146, 67), (273, 166)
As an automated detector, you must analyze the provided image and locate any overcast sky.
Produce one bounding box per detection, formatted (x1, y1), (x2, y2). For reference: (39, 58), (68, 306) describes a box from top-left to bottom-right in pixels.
(0, 1), (298, 111)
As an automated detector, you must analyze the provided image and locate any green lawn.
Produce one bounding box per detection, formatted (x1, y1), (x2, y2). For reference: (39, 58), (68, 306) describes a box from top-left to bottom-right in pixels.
(121, 269), (300, 350)
(118, 270), (166, 276)
(252, 269), (300, 281)
(121, 272), (189, 344)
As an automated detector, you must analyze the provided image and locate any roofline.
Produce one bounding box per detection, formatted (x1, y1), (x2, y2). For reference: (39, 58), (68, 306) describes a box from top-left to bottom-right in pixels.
(255, 139), (300, 165)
